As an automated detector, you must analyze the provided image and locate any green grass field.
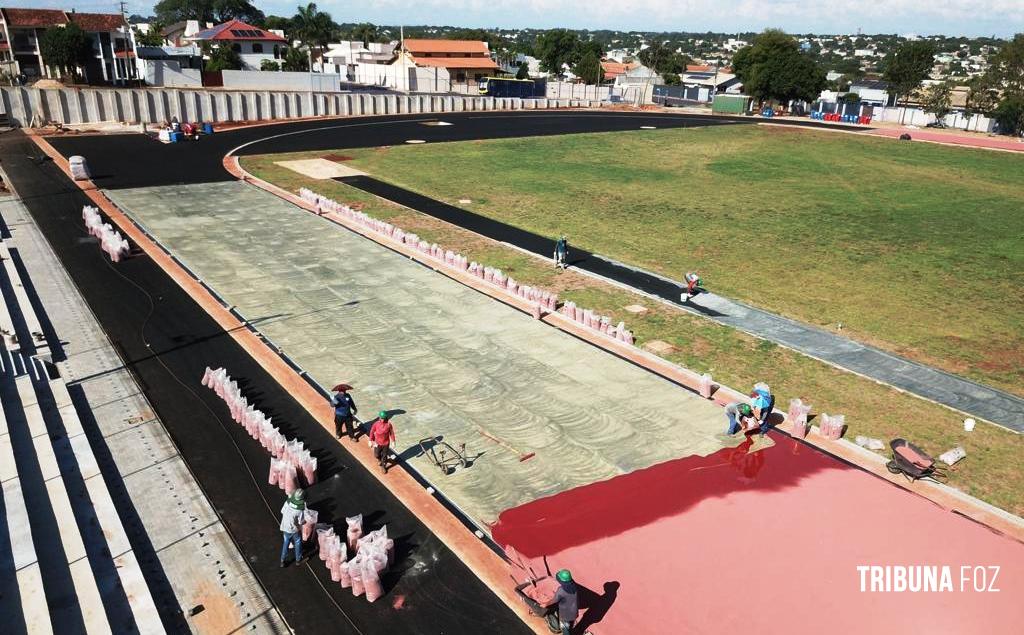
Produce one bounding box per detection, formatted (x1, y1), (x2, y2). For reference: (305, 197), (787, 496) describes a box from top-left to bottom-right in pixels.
(241, 126), (1024, 516)
(337, 125), (1024, 396)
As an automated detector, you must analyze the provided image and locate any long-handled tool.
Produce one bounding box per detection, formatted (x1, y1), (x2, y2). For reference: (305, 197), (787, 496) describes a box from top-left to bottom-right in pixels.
(476, 429), (535, 462)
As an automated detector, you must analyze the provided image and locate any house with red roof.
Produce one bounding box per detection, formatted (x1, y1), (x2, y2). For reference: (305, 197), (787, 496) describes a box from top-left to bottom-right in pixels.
(0, 7), (137, 84)
(396, 39), (499, 87)
(186, 19), (287, 71)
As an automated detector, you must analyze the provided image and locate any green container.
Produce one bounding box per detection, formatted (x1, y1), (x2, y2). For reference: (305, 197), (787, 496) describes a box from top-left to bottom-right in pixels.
(712, 94), (752, 115)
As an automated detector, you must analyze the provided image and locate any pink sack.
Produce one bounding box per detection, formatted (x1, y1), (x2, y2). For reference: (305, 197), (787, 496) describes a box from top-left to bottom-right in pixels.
(788, 399), (811, 439)
(699, 373), (713, 399)
(302, 456), (317, 487)
(349, 556), (365, 596)
(201, 367), (212, 387)
(268, 459), (280, 486)
(302, 509), (318, 541)
(281, 464), (298, 494)
(363, 556), (383, 602)
(317, 526), (334, 558)
(346, 514), (363, 552)
(339, 560), (352, 588)
(330, 558), (342, 582)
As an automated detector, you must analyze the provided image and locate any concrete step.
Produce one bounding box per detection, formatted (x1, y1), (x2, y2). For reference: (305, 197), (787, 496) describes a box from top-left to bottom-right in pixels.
(10, 371), (112, 634)
(47, 373), (165, 634)
(0, 242), (46, 353)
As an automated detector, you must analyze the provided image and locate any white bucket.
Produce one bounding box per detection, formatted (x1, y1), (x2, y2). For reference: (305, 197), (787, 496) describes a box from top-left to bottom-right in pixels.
(963, 418), (976, 432)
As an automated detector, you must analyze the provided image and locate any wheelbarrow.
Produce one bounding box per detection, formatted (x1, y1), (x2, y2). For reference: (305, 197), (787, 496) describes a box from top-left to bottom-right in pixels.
(514, 578), (562, 633)
(418, 437), (469, 475)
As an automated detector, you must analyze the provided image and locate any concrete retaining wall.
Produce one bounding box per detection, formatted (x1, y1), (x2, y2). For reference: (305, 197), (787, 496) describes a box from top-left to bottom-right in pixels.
(1, 86), (603, 127)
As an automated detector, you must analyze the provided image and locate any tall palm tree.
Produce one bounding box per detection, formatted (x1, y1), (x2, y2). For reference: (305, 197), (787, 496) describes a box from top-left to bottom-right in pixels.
(291, 3), (334, 72)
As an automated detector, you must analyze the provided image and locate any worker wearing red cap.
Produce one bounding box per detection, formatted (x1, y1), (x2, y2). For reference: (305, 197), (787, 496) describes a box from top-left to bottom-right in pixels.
(368, 411), (397, 473)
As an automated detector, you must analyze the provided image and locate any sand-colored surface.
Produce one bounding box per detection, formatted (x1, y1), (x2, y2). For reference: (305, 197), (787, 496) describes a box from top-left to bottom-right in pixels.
(274, 158), (367, 179)
(106, 181), (733, 527)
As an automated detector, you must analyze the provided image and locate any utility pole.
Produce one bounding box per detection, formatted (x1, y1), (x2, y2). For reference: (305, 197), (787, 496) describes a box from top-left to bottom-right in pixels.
(400, 25), (406, 92)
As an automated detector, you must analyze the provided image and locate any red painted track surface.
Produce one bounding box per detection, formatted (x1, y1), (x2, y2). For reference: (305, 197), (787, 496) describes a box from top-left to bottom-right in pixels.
(493, 434), (1024, 634)
(868, 127), (1024, 152)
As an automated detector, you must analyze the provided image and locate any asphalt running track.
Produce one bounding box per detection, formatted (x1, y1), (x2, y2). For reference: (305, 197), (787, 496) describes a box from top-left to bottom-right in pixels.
(47, 110), (1024, 431)
(3, 131), (529, 634)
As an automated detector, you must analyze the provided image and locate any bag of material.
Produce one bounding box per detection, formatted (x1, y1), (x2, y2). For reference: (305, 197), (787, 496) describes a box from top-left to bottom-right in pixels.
(349, 555), (365, 596)
(268, 459), (281, 486)
(346, 514), (363, 552)
(302, 509), (318, 541)
(938, 446), (966, 466)
(363, 554), (384, 602)
(787, 399), (812, 438)
(317, 525), (334, 559)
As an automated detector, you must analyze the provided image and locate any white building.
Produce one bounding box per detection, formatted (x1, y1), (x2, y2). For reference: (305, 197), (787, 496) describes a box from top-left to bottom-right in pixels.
(187, 18), (287, 71)
(318, 40), (395, 80)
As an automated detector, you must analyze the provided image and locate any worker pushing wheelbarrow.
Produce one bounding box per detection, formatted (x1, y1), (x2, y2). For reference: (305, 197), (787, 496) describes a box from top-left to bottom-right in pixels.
(506, 546), (586, 634)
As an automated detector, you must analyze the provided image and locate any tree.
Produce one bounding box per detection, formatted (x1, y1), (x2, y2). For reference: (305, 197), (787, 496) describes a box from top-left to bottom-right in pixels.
(515, 61), (529, 80)
(534, 29), (580, 77)
(262, 15), (292, 35)
(639, 41), (690, 75)
(964, 75), (1000, 130)
(574, 49), (603, 84)
(883, 40), (936, 118)
(39, 23), (92, 81)
(985, 33), (1024, 96)
(281, 46), (308, 72)
(733, 29), (826, 104)
(203, 42), (241, 71)
(921, 81), (953, 123)
(348, 22), (379, 47)
(291, 3), (334, 71)
(260, 58), (280, 71)
(662, 72), (681, 85)
(993, 94), (1024, 136)
(134, 23), (165, 48)
(154, 0), (263, 24)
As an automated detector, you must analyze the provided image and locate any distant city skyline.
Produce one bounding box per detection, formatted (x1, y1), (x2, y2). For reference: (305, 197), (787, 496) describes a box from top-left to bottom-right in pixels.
(38, 0), (1024, 38)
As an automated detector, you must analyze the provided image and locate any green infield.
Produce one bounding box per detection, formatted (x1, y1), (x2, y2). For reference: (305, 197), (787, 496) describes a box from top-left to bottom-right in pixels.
(331, 125), (1024, 397)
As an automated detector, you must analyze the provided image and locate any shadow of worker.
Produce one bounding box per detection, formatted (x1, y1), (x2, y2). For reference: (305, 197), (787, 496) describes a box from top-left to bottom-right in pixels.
(574, 581), (620, 634)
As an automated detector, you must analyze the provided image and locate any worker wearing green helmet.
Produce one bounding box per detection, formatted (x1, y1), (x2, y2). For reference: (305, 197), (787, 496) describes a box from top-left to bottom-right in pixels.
(552, 568), (579, 635)
(368, 411), (397, 473)
(725, 401), (755, 435)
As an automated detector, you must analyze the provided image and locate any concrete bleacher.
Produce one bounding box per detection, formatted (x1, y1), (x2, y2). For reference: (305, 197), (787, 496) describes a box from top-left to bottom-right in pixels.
(0, 237), (163, 634)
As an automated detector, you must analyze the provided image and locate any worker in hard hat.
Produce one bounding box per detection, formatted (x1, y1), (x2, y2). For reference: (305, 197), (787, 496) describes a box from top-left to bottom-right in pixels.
(681, 272), (702, 302)
(551, 569), (580, 635)
(725, 401), (755, 435)
(368, 411), (397, 473)
(279, 488), (307, 568)
(554, 235), (569, 270)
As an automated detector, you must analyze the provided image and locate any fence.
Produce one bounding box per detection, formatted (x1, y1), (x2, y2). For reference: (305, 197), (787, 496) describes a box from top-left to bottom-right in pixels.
(219, 70), (343, 92)
(1, 85), (603, 127)
(868, 105), (996, 133)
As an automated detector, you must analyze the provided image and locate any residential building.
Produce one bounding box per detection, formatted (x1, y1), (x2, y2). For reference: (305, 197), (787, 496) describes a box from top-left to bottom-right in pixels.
(186, 18), (287, 71)
(0, 7), (138, 84)
(849, 79), (896, 106)
(161, 20), (208, 47)
(680, 70), (743, 95)
(318, 40), (396, 80)
(600, 60), (638, 83)
(614, 64), (662, 88)
(395, 38), (499, 86)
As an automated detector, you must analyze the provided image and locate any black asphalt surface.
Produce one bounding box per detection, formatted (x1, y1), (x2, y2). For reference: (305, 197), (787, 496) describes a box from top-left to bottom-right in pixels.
(45, 109), (872, 191)
(2, 131), (529, 634)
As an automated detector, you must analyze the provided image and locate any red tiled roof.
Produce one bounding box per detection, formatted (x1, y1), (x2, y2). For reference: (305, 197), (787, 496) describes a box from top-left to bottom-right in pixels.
(69, 12), (125, 32)
(1, 8), (67, 27)
(600, 61), (638, 78)
(686, 64), (712, 72)
(403, 39), (489, 55)
(191, 18), (286, 42)
(409, 55), (499, 70)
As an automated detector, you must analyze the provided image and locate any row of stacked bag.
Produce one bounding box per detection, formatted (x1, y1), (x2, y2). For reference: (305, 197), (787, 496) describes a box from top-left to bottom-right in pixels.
(201, 367), (317, 491)
(296, 188), (635, 345)
(317, 514), (395, 603)
(82, 206), (130, 262)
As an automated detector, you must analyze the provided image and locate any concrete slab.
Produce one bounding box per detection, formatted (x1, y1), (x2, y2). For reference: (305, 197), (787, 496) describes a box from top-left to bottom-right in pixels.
(275, 158), (366, 179)
(106, 181), (734, 527)
(16, 564), (53, 635)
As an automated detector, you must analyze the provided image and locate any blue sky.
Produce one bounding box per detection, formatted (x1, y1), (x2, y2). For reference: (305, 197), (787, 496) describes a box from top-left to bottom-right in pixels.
(50, 1), (1024, 38)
